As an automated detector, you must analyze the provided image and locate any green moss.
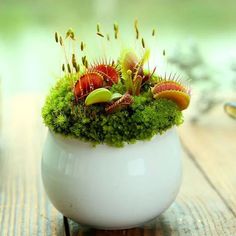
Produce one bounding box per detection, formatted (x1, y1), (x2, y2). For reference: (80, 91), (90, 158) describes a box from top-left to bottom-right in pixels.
(42, 76), (183, 147)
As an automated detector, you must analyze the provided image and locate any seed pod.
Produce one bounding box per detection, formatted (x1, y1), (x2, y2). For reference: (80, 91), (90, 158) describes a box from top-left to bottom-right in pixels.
(97, 23), (100, 33)
(62, 63), (65, 72)
(82, 56), (86, 66)
(66, 28), (75, 40)
(85, 59), (89, 68)
(76, 64), (80, 72)
(141, 38), (145, 48)
(72, 54), (77, 69)
(97, 32), (104, 37)
(113, 23), (118, 31)
(134, 20), (139, 39)
(67, 63), (71, 73)
(113, 23), (119, 39)
(163, 49), (166, 56)
(135, 29), (139, 39)
(152, 29), (155, 36)
(55, 32), (59, 43)
(106, 34), (110, 41)
(134, 19), (138, 30)
(59, 36), (63, 46)
(80, 41), (85, 51)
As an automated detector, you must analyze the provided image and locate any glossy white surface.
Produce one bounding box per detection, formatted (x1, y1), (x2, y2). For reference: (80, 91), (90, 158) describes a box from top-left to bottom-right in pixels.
(41, 128), (182, 229)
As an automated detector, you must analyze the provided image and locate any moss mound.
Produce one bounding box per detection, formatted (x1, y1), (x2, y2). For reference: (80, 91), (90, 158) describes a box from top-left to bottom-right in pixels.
(42, 76), (183, 147)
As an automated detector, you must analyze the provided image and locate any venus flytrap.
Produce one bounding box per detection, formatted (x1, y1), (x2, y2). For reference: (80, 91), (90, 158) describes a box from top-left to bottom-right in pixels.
(42, 21), (191, 146)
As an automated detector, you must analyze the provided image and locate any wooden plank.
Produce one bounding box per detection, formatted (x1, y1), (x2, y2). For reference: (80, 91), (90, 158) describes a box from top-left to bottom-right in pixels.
(0, 95), (236, 235)
(179, 114), (236, 218)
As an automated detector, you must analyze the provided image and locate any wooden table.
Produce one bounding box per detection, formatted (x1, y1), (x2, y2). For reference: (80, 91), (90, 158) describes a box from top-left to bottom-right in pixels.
(0, 95), (236, 235)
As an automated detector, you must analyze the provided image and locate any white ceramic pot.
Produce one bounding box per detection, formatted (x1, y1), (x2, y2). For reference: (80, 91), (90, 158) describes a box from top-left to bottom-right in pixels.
(41, 128), (182, 230)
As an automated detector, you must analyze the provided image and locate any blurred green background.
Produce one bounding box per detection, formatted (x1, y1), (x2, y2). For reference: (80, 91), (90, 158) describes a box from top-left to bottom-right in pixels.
(0, 0), (236, 112)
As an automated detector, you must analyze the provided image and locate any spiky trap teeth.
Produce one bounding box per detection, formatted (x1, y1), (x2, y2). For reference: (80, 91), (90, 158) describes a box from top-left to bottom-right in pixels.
(89, 62), (120, 86)
(152, 79), (191, 110)
(74, 72), (104, 100)
(74, 62), (120, 100)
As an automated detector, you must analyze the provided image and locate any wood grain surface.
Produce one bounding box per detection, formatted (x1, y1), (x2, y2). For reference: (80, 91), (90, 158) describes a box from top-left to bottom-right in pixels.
(0, 95), (236, 235)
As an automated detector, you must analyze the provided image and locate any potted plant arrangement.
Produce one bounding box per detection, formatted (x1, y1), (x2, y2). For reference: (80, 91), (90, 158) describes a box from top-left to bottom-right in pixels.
(41, 23), (191, 230)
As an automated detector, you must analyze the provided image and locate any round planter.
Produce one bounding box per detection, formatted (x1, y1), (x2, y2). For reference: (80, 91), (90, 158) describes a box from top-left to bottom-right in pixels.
(41, 128), (182, 230)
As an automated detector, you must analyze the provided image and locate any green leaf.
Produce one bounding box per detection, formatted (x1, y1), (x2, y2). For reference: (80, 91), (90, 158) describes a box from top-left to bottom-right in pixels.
(111, 92), (123, 101)
(133, 49), (150, 80)
(124, 70), (134, 94)
(85, 88), (112, 106)
(120, 49), (138, 80)
(133, 75), (143, 96)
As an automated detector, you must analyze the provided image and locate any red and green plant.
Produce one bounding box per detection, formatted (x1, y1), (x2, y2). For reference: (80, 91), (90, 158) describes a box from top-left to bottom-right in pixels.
(42, 22), (191, 146)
